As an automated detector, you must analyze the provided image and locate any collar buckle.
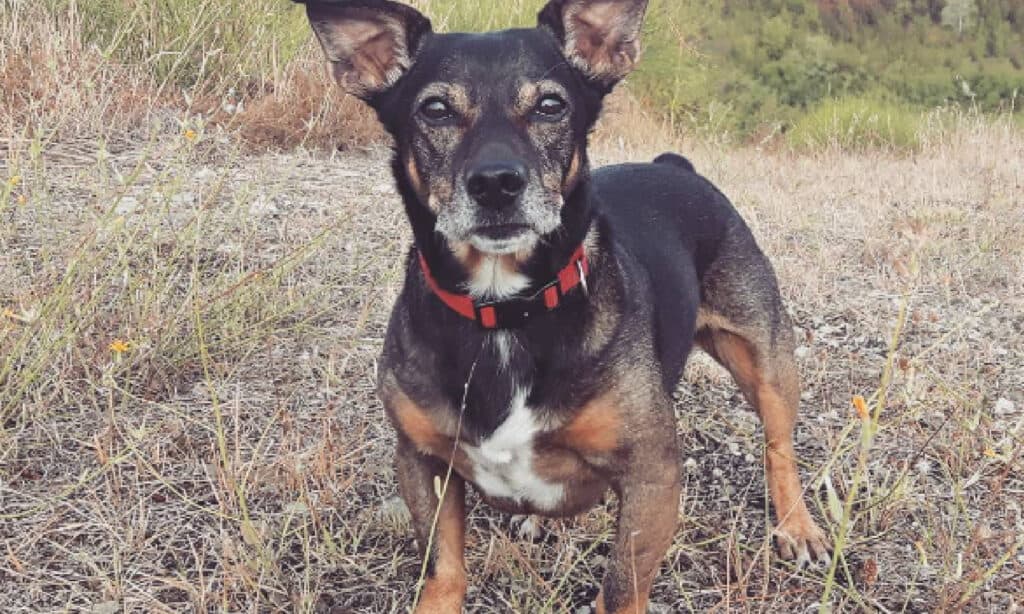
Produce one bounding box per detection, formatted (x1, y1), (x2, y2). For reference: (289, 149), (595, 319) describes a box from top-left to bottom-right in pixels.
(474, 297), (531, 329)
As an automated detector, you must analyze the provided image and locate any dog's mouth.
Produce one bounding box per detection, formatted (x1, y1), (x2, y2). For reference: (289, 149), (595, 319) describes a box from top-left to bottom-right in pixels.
(474, 223), (532, 240)
(468, 224), (537, 255)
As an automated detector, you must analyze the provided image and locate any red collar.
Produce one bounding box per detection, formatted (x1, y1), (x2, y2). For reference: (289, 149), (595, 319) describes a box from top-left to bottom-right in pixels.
(417, 245), (589, 329)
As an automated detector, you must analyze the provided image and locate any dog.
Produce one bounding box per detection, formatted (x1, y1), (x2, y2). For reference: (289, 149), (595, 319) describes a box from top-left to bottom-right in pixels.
(297, 1), (831, 611)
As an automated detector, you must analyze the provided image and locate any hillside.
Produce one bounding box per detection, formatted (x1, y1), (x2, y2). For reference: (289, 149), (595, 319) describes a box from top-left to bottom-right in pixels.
(633, 0), (1024, 140)
(5, 1), (1020, 149)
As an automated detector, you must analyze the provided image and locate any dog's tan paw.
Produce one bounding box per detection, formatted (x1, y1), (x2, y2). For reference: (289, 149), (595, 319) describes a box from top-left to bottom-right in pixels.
(415, 574), (466, 614)
(774, 515), (831, 567)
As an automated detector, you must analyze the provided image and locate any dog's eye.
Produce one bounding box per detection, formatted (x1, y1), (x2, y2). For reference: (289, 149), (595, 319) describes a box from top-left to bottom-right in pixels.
(534, 95), (567, 118)
(419, 98), (455, 123)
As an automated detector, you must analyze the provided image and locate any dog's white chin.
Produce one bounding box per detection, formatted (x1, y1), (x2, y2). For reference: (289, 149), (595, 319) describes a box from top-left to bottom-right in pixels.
(469, 232), (538, 255)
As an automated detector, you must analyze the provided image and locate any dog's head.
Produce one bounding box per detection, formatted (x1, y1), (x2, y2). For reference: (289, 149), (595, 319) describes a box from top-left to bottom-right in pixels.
(302, 0), (647, 258)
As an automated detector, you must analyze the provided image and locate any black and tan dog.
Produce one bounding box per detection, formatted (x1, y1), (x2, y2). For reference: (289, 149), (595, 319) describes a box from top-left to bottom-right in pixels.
(298, 0), (831, 611)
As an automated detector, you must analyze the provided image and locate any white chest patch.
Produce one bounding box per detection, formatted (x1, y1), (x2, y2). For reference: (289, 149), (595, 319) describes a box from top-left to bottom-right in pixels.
(466, 256), (530, 300)
(463, 388), (564, 511)
(492, 331), (512, 367)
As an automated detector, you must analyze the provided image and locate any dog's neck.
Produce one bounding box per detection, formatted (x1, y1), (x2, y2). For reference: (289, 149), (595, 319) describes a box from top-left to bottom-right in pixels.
(393, 157), (597, 299)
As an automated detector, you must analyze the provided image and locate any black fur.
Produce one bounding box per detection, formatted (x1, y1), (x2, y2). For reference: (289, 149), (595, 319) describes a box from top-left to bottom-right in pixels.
(298, 2), (830, 607)
(352, 23), (751, 438)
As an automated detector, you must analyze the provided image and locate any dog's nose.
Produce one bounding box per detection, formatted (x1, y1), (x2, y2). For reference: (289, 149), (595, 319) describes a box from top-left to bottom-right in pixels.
(466, 162), (527, 208)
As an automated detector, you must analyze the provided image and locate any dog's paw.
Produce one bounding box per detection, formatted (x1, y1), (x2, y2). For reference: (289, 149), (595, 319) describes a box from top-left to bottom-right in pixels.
(510, 514), (543, 541)
(774, 515), (831, 568)
(415, 574), (467, 614)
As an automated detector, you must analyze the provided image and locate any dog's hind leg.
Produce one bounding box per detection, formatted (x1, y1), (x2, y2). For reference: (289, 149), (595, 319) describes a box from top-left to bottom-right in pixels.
(695, 228), (831, 565)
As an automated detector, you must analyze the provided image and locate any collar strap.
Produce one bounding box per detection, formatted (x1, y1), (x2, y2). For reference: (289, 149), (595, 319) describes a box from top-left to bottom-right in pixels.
(418, 245), (589, 329)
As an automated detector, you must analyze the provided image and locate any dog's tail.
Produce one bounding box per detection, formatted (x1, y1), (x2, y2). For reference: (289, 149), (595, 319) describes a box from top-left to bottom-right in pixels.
(653, 152), (695, 173)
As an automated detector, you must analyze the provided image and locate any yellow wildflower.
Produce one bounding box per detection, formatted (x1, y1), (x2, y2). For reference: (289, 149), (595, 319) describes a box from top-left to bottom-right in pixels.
(2, 308), (16, 320)
(183, 129), (197, 141)
(17, 194), (27, 206)
(983, 447), (997, 458)
(109, 339), (131, 354)
(8, 175), (20, 187)
(852, 395), (869, 421)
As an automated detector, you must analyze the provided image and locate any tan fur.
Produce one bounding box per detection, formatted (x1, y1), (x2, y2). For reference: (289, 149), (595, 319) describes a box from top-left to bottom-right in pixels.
(563, 147), (584, 193)
(415, 489), (467, 613)
(554, 395), (621, 453)
(406, 154), (428, 203)
(450, 242), (532, 279)
(389, 392), (477, 481)
(695, 313), (829, 560)
(513, 79), (570, 116)
(514, 81), (541, 116)
(391, 392), (448, 452)
(417, 82), (478, 124)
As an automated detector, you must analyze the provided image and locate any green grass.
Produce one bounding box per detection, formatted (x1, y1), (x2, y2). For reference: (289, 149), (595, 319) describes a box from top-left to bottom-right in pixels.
(51, 0), (310, 89)
(788, 95), (925, 150)
(15, 0), (1020, 148)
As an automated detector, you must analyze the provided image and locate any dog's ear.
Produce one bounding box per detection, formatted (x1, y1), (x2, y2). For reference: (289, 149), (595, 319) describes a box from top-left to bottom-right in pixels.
(538, 0), (648, 88)
(301, 0), (432, 100)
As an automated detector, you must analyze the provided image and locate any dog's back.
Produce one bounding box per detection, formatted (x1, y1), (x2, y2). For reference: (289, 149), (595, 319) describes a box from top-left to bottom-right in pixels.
(591, 155), (744, 387)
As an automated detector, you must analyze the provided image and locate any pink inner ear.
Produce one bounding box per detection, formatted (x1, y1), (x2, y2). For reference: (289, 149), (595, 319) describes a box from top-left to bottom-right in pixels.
(564, 0), (644, 82)
(311, 7), (411, 98)
(575, 1), (624, 34)
(353, 28), (402, 90)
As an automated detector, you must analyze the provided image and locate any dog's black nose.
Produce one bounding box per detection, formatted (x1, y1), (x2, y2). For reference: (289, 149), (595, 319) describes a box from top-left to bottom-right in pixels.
(466, 162), (527, 208)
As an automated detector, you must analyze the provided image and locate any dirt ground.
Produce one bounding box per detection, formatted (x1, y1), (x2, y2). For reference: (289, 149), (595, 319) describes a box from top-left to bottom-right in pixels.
(1, 119), (1022, 612)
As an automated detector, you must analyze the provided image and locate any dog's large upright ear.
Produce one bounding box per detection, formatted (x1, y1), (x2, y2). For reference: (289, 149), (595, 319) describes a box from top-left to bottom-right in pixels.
(538, 0), (648, 88)
(301, 0), (432, 100)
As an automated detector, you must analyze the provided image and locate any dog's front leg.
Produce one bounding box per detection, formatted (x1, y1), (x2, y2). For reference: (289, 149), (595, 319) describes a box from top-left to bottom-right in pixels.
(395, 437), (467, 614)
(599, 438), (681, 614)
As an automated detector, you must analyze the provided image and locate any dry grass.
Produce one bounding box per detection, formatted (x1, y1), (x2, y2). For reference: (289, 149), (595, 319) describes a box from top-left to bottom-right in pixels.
(2, 107), (1022, 611)
(3, 2), (1024, 612)
(0, 1), (379, 152)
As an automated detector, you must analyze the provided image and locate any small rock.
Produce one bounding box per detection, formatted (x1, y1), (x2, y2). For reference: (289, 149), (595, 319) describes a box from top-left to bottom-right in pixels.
(170, 191), (196, 206)
(91, 603), (120, 614)
(114, 196), (138, 215)
(193, 167), (217, 182)
(994, 398), (1016, 415)
(795, 345), (810, 359)
(378, 496), (410, 528)
(575, 607), (592, 614)
(249, 196), (280, 216)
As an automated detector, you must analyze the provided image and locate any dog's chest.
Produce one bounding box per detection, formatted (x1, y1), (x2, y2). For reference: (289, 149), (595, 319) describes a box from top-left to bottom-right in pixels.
(461, 387), (564, 510)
